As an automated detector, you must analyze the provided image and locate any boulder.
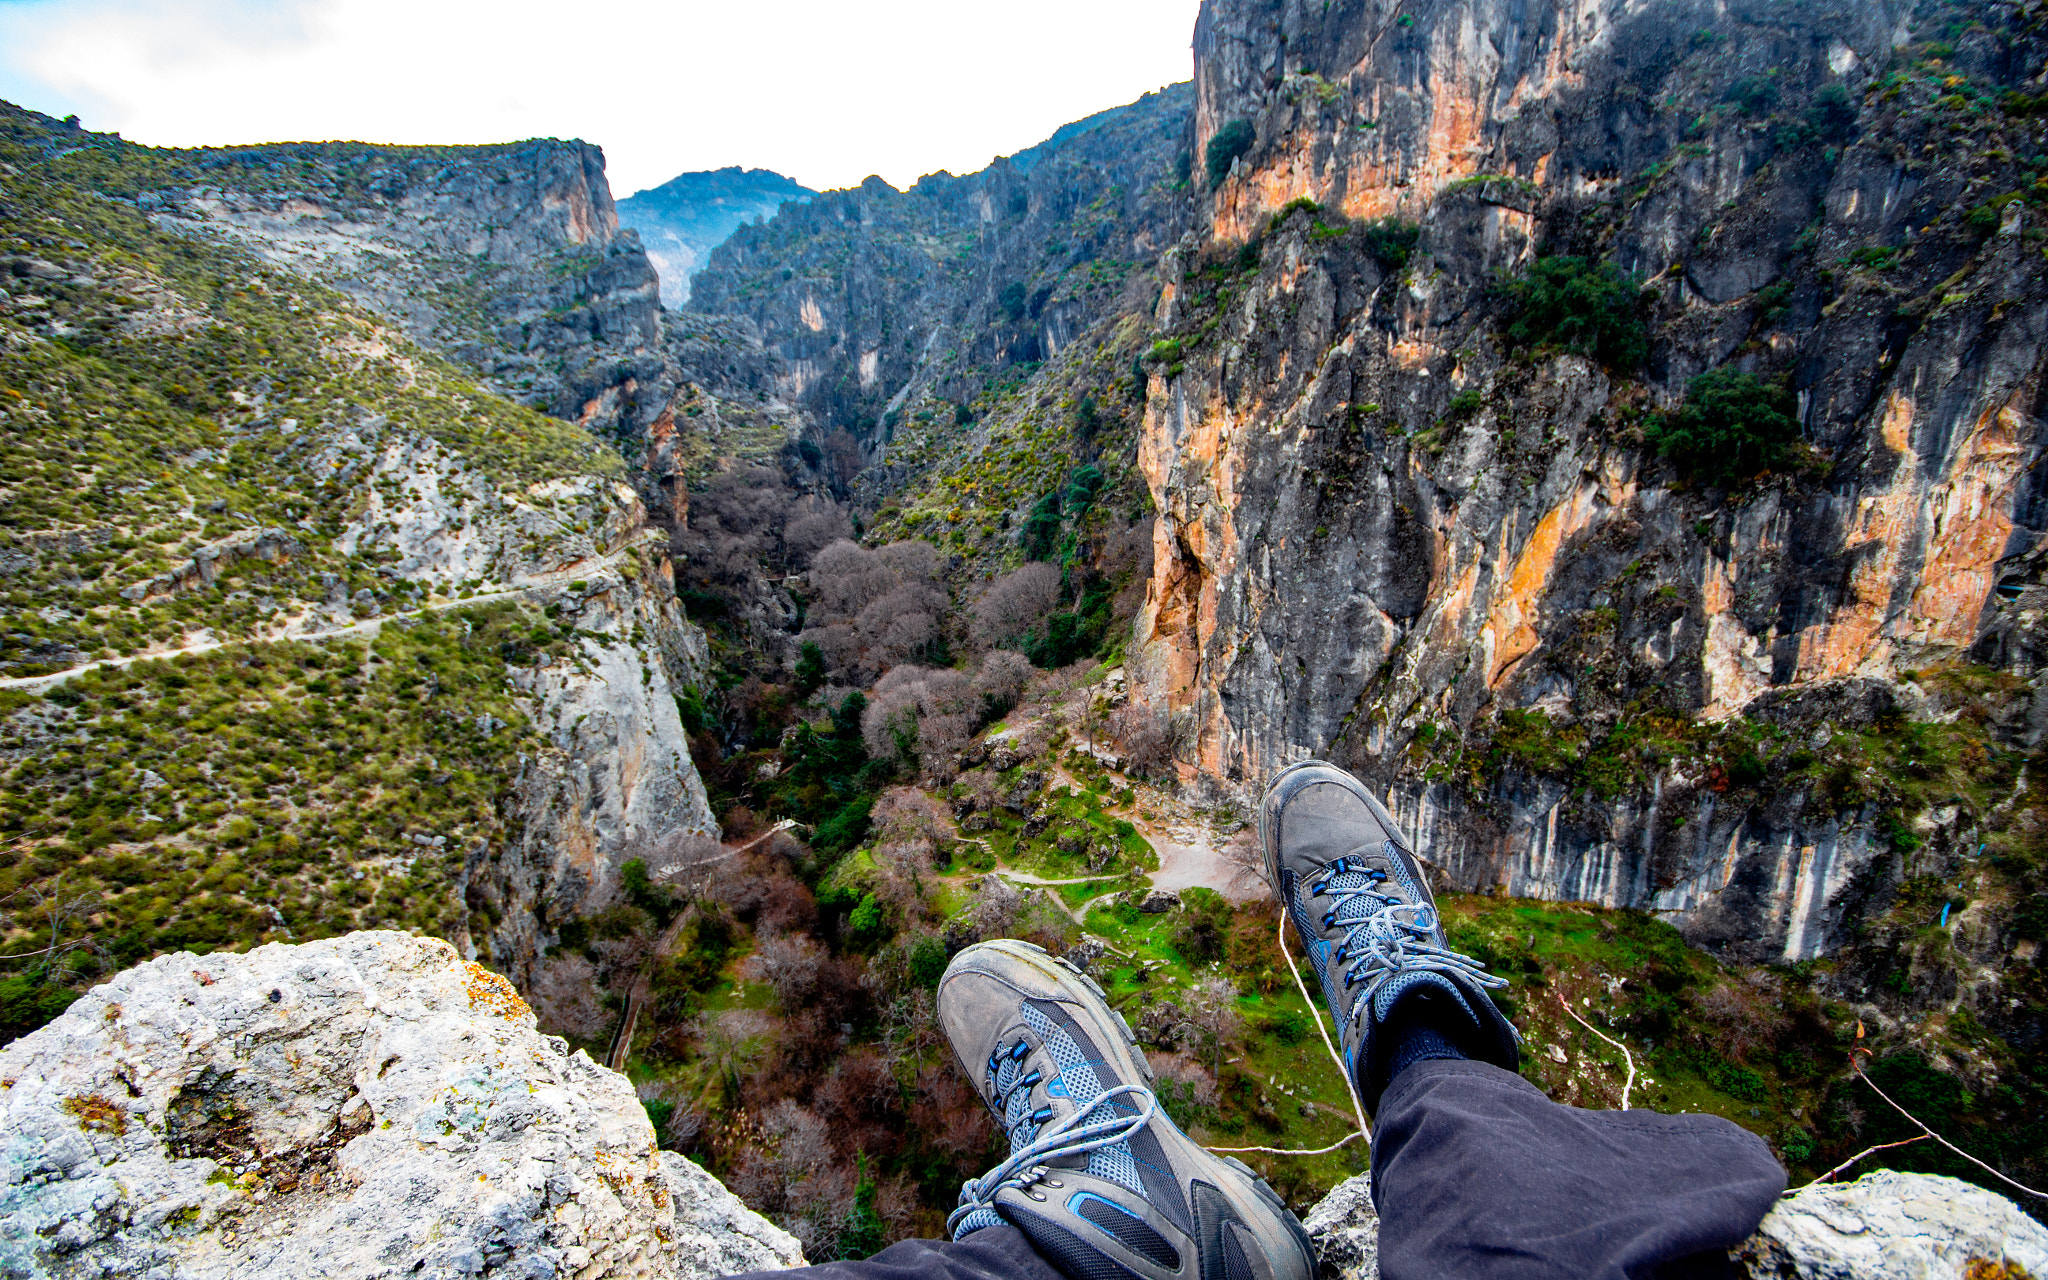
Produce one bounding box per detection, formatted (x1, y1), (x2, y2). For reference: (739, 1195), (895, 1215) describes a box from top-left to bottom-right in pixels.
(1302, 1173), (1378, 1280)
(0, 932), (803, 1280)
(1000, 772), (1045, 813)
(1734, 1169), (2048, 1279)
(1290, 1167), (2048, 1280)
(1062, 938), (1112, 977)
(1136, 888), (1182, 914)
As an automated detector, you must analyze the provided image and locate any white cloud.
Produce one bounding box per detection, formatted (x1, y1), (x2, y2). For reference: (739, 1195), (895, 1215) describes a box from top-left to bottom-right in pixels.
(0, 0), (1201, 195)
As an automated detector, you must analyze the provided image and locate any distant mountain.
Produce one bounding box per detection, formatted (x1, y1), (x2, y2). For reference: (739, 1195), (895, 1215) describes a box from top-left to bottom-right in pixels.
(617, 166), (814, 306)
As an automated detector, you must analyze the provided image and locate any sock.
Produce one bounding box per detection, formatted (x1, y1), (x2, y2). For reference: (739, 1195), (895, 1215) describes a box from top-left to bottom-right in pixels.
(1362, 992), (1469, 1112)
(1389, 1020), (1466, 1083)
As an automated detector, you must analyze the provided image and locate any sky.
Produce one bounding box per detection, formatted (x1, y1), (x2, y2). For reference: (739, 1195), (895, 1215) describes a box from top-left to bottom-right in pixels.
(0, 0), (1203, 197)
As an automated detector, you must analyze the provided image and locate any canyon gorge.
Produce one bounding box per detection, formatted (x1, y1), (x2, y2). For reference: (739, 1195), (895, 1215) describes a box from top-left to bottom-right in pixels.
(1, 0), (2045, 1268)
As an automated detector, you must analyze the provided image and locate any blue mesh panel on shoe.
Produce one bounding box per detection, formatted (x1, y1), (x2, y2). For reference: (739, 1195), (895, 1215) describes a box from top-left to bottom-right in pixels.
(953, 1206), (1007, 1238)
(1022, 998), (1192, 1233)
(1008, 1207), (1153, 1280)
(1221, 1222), (1257, 1280)
(1020, 1001), (1147, 1198)
(1371, 970), (1480, 1028)
(1074, 1193), (1181, 1269)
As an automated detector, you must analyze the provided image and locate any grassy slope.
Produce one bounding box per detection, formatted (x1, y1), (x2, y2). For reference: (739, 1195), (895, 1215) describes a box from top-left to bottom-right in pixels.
(0, 105), (624, 1038)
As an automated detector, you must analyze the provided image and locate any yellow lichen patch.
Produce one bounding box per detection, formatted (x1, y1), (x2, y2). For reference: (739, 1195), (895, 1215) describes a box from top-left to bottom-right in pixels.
(1963, 1259), (2034, 1280)
(62, 1094), (129, 1137)
(463, 963), (531, 1020)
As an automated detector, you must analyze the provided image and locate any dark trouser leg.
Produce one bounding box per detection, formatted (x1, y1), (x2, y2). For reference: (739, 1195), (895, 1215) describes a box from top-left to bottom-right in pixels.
(1371, 1060), (1787, 1280)
(719, 1226), (1066, 1280)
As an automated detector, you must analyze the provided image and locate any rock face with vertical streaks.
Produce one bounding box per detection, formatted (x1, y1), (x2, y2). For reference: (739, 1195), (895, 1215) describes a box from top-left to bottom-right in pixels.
(1129, 0), (2048, 970)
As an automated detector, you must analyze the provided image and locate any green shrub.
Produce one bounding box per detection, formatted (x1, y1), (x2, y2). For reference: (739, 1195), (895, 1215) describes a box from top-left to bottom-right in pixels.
(1445, 388), (1484, 421)
(998, 281), (1028, 322)
(844, 892), (890, 950)
(908, 935), (948, 989)
(1360, 217), (1422, 270)
(1205, 120), (1255, 188)
(793, 642), (826, 697)
(1499, 257), (1648, 371)
(1725, 75), (1779, 115)
(1806, 84), (1857, 141)
(1074, 394), (1099, 441)
(1966, 193), (2027, 238)
(813, 794), (874, 856)
(643, 1096), (675, 1135)
(1021, 492), (1062, 561)
(1644, 368), (1802, 487)
(1063, 463), (1106, 514)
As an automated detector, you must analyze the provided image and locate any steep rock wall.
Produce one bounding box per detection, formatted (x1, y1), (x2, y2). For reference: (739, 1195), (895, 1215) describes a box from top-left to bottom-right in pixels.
(686, 87), (1195, 492)
(1133, 0), (2048, 960)
(141, 139), (667, 435)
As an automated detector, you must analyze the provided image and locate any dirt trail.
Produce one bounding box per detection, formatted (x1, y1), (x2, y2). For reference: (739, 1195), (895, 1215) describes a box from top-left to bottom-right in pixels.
(0, 551), (628, 691)
(1034, 736), (1265, 905)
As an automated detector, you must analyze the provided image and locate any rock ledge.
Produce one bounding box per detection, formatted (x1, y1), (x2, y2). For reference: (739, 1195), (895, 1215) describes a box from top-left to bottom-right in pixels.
(0, 931), (801, 1279)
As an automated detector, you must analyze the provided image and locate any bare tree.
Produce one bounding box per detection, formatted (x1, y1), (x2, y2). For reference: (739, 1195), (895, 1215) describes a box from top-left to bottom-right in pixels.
(785, 498), (852, 571)
(803, 539), (952, 683)
(973, 650), (1034, 713)
(1218, 828), (1271, 901)
(871, 787), (945, 871)
(1146, 1051), (1222, 1125)
(1183, 975), (1244, 1075)
(1112, 701), (1173, 778)
(969, 563), (1062, 649)
(6, 871), (103, 971)
(742, 932), (825, 1008)
(862, 665), (978, 778)
(692, 1008), (776, 1103)
(672, 463), (793, 584)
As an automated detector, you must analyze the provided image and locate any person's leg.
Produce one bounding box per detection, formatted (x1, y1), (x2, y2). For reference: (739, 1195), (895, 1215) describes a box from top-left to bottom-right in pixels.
(719, 1224), (1063, 1280)
(1259, 761), (1786, 1280)
(1371, 1060), (1784, 1280)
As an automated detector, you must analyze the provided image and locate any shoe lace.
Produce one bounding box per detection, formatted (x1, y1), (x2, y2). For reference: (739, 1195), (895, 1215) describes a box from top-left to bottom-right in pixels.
(1310, 849), (1505, 1031)
(945, 1035), (1157, 1238)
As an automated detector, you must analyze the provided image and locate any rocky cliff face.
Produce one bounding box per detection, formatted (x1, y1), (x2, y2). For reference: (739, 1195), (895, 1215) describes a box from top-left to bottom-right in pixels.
(135, 138), (667, 440)
(1128, 0), (2048, 970)
(687, 87), (1194, 490)
(617, 168), (817, 308)
(0, 105), (715, 1011)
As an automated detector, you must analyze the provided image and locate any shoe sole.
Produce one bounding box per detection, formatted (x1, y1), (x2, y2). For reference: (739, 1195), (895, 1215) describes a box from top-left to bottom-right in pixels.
(1257, 757), (1372, 889)
(947, 937), (1154, 1085)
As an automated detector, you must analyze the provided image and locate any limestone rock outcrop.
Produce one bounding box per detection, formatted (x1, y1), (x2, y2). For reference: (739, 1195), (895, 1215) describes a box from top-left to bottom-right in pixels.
(1301, 1172), (1379, 1280)
(1737, 1170), (2048, 1280)
(0, 933), (800, 1280)
(1294, 1168), (2048, 1280)
(143, 139), (665, 430)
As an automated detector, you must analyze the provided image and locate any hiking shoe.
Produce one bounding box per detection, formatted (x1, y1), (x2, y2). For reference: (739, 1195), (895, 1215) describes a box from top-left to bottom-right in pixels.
(1258, 759), (1518, 1108)
(938, 939), (1317, 1280)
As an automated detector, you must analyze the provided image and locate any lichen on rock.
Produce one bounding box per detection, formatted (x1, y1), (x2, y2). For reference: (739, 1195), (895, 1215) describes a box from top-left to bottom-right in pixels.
(1735, 1170), (2048, 1280)
(0, 932), (801, 1280)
